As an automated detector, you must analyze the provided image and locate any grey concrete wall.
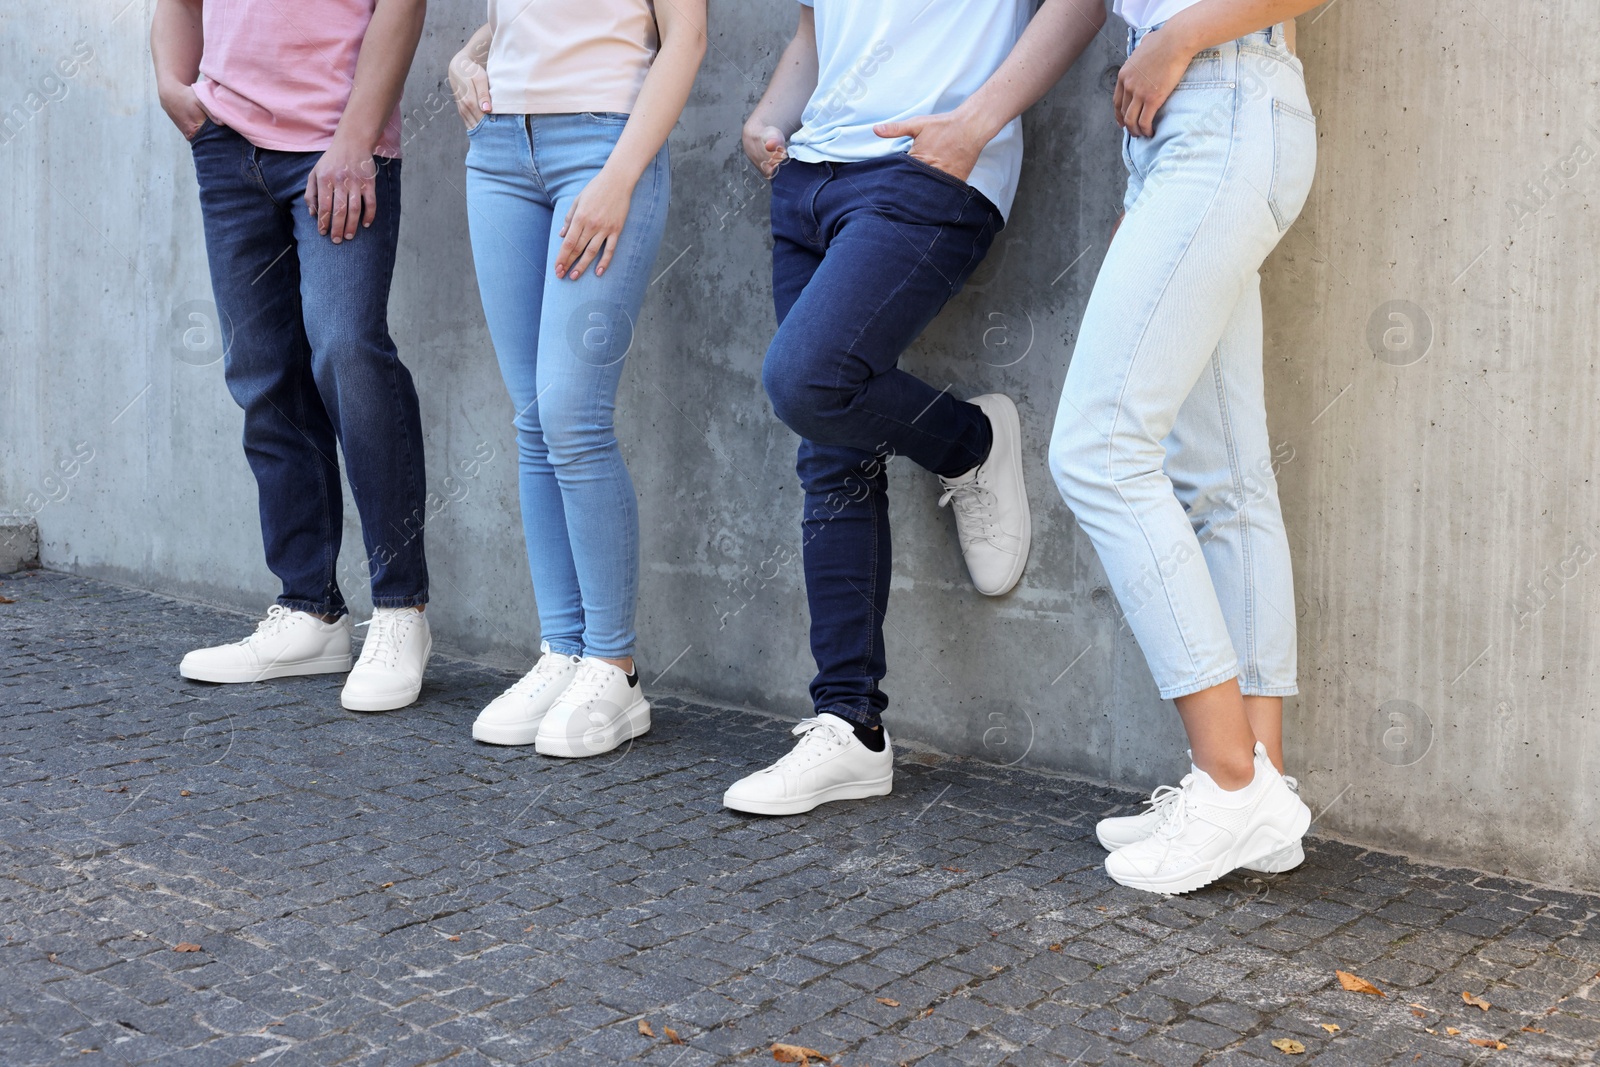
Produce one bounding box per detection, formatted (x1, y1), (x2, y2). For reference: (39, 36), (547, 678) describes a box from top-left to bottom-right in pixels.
(3, 2), (1597, 887)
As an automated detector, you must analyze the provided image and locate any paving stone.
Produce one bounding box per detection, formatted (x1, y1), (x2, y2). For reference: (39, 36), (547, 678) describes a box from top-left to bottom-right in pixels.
(2, 570), (1599, 1066)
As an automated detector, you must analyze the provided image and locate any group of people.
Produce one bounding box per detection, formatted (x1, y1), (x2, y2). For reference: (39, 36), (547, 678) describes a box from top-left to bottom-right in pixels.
(152, 0), (1323, 896)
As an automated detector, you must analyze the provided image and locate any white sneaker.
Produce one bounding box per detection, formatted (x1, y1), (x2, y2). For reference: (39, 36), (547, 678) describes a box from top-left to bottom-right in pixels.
(1097, 773), (1305, 874)
(534, 658), (651, 758)
(341, 607), (431, 712)
(179, 605), (352, 683)
(472, 644), (583, 746)
(938, 393), (1030, 596)
(1104, 743), (1311, 894)
(722, 713), (893, 816)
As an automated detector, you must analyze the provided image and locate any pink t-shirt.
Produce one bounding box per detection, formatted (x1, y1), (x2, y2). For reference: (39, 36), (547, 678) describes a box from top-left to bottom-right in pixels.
(193, 0), (403, 157)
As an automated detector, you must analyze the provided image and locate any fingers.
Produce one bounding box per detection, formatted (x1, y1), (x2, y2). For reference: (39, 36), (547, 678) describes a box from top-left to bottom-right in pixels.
(593, 232), (618, 278)
(361, 181), (377, 230)
(305, 168), (320, 225)
(873, 121), (910, 140)
(474, 73), (491, 116)
(570, 230), (607, 280)
(554, 233), (582, 278)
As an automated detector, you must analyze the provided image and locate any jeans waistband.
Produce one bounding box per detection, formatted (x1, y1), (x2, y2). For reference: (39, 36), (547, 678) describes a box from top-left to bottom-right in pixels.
(1128, 22), (1286, 54)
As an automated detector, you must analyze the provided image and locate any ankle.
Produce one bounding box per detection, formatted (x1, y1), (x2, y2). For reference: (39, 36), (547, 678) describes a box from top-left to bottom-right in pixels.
(1198, 755), (1256, 792)
(598, 655), (634, 675)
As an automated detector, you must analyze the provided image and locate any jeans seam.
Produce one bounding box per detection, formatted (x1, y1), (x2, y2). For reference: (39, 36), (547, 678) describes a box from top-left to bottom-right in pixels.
(1102, 84), (1241, 688)
(1207, 350), (1258, 691)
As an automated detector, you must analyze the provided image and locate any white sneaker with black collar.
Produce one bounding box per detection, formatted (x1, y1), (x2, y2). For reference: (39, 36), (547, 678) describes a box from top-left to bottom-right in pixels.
(534, 657), (651, 758)
(722, 713), (893, 816)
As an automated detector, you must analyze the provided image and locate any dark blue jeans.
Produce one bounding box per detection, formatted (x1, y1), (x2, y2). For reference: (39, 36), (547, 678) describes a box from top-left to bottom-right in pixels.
(763, 154), (1001, 726)
(189, 120), (428, 617)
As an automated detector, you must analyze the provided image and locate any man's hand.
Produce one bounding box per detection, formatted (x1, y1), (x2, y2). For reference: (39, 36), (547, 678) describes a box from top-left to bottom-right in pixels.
(305, 136), (378, 244)
(872, 110), (988, 183)
(448, 48), (491, 129)
(555, 165), (637, 281)
(742, 123), (787, 180)
(1114, 27), (1195, 137)
(159, 80), (210, 140)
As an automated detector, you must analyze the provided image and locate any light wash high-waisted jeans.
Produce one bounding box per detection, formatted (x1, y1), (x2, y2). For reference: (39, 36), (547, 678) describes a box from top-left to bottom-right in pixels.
(465, 112), (670, 661)
(1049, 25), (1316, 700)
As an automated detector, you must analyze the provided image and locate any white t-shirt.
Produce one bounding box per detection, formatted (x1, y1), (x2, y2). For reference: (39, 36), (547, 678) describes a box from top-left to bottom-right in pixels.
(1113, 0), (1202, 30)
(789, 0), (1034, 221)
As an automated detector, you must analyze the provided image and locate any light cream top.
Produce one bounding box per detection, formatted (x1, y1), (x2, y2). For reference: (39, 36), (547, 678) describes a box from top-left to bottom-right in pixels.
(486, 0), (659, 115)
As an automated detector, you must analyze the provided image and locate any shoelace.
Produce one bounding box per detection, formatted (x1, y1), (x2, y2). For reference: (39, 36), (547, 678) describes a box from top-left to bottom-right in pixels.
(938, 479), (999, 546)
(354, 611), (414, 669)
(557, 660), (615, 707)
(507, 654), (576, 697)
(769, 716), (850, 772)
(242, 604), (296, 645)
(1143, 774), (1194, 838)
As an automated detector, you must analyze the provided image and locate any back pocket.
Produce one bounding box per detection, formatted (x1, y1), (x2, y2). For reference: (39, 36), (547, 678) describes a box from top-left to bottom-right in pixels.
(1268, 100), (1317, 231)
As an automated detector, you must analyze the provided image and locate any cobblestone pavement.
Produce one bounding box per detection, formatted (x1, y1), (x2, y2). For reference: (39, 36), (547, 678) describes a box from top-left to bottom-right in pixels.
(3, 570), (1599, 1067)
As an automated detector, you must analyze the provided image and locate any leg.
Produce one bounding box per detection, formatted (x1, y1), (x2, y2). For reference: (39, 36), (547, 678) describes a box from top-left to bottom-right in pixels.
(464, 116), (583, 656)
(190, 124), (345, 616)
(281, 153), (429, 610)
(531, 117), (671, 666)
(761, 158), (1000, 723)
(1165, 275), (1297, 772)
(1048, 89), (1290, 788)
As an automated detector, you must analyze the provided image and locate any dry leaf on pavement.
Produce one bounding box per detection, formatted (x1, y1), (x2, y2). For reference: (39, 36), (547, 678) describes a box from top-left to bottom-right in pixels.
(664, 1027), (682, 1044)
(1521, 1027), (1546, 1034)
(1270, 1037), (1306, 1054)
(1411, 1009), (1428, 1018)
(772, 1043), (828, 1065)
(637, 1020), (654, 1038)
(1468, 1038), (1508, 1050)
(1462, 991), (1491, 1011)
(173, 943), (202, 952)
(1335, 970), (1385, 996)
(876, 998), (900, 1007)
(1321, 1023), (1340, 1033)
(1446, 1027), (1461, 1036)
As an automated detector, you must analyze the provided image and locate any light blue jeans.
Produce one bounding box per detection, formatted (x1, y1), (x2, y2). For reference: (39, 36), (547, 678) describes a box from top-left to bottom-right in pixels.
(1049, 25), (1316, 700)
(465, 113), (670, 660)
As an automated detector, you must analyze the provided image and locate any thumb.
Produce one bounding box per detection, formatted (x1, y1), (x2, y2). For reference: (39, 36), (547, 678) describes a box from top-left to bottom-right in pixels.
(873, 120), (916, 140)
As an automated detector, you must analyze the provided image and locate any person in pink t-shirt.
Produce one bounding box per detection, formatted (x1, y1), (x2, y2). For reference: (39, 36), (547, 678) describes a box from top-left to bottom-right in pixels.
(151, 0), (437, 714)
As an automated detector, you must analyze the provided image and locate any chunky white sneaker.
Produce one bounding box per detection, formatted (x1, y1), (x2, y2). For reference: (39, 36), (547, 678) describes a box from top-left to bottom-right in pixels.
(341, 607), (431, 712)
(938, 393), (1030, 596)
(534, 658), (651, 758)
(1097, 774), (1305, 874)
(723, 713), (893, 816)
(179, 605), (351, 683)
(472, 644), (583, 746)
(1104, 744), (1311, 894)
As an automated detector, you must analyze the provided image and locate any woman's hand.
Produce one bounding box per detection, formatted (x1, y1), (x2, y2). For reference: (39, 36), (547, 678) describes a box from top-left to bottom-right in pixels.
(555, 165), (637, 280)
(1114, 27), (1196, 137)
(448, 47), (491, 129)
(159, 80), (210, 140)
(872, 109), (989, 182)
(743, 123), (787, 179)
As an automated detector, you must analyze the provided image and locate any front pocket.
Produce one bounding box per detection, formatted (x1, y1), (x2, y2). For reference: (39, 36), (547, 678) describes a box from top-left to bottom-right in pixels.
(1268, 99), (1317, 231)
(580, 111), (630, 125)
(901, 152), (975, 193)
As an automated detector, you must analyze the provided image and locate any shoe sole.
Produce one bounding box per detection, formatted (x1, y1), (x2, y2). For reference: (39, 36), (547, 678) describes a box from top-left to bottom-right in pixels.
(1242, 840), (1305, 874)
(535, 697), (651, 758)
(1097, 826), (1304, 875)
(971, 394), (1030, 597)
(471, 721), (543, 746)
(723, 774), (894, 816)
(340, 636), (431, 712)
(180, 654), (351, 684)
(1106, 798), (1312, 895)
